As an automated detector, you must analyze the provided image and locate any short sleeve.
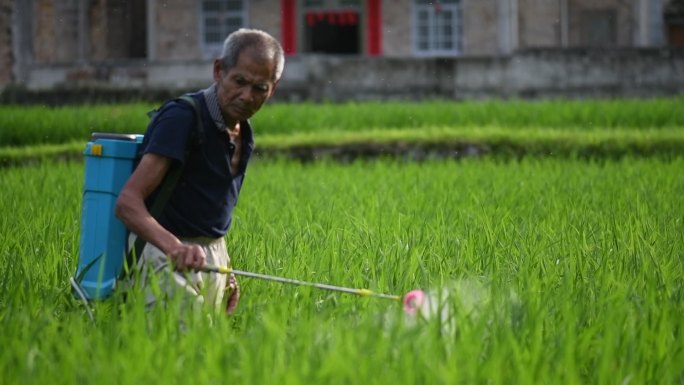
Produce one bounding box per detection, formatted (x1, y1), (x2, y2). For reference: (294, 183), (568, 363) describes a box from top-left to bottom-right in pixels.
(142, 101), (195, 163)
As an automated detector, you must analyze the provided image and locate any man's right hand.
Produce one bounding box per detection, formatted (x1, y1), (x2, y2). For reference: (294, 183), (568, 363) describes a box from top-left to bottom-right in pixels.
(168, 243), (207, 271)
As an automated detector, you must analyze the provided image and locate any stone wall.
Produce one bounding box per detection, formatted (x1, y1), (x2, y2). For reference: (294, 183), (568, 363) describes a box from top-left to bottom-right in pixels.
(455, 48), (684, 99)
(4, 48), (682, 104)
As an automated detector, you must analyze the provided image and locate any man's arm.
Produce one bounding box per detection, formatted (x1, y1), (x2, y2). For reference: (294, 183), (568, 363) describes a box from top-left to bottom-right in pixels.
(115, 153), (205, 271)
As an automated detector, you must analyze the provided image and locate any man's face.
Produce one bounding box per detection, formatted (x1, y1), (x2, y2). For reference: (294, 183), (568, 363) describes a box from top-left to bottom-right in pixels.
(213, 48), (277, 124)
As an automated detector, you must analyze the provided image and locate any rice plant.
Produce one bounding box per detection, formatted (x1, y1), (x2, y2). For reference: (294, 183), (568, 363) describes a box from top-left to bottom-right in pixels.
(1, 156), (682, 384)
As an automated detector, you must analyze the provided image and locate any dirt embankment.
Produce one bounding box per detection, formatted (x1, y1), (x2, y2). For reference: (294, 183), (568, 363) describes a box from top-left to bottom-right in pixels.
(2, 140), (681, 168)
(259, 142), (491, 162)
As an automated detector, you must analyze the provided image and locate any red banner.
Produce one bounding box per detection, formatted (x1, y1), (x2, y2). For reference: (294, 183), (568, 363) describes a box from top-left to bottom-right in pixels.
(306, 11), (359, 27)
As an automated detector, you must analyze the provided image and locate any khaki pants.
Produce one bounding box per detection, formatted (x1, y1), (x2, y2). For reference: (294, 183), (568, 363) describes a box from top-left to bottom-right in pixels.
(127, 234), (238, 313)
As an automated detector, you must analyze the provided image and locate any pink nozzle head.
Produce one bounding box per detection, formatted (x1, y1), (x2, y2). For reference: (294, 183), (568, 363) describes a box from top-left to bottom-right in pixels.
(403, 289), (426, 316)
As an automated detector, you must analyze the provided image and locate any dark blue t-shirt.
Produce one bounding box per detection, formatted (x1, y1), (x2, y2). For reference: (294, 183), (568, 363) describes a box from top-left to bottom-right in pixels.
(140, 92), (254, 238)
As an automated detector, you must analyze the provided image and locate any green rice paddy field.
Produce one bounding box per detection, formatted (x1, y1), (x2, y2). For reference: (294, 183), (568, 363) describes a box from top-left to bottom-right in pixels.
(0, 99), (683, 384)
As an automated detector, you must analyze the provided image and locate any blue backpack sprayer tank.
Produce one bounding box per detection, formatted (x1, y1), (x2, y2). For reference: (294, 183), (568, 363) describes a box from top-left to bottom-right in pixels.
(70, 133), (143, 303)
(69, 96), (202, 317)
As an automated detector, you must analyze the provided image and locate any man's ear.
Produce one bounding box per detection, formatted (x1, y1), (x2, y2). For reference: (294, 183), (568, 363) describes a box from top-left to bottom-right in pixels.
(212, 59), (223, 83)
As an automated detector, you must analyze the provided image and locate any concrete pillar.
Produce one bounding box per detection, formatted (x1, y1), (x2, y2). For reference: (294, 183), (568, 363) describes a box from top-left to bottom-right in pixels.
(560, 0), (569, 47)
(649, 0), (665, 46)
(635, 0), (666, 47)
(511, 0), (519, 51)
(498, 0), (519, 54)
(636, 0), (645, 46)
(11, 0), (33, 84)
(78, 0), (88, 62)
(147, 0), (157, 61)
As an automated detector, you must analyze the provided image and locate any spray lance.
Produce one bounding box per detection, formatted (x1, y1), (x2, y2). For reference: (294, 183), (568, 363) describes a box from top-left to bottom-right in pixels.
(203, 265), (426, 312)
(71, 263), (428, 322)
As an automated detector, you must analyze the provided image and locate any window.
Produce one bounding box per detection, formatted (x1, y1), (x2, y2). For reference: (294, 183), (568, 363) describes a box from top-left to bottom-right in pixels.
(201, 0), (246, 57)
(665, 2), (684, 47)
(51, 0), (147, 62)
(413, 0), (463, 56)
(668, 25), (684, 47)
(302, 0), (361, 54)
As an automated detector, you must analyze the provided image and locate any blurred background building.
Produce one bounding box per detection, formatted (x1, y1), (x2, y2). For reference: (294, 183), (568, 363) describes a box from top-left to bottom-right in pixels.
(1, 0), (683, 102)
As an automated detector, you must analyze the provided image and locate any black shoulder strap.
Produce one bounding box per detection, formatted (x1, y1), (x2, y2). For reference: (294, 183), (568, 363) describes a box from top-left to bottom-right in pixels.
(177, 95), (205, 147)
(123, 95), (205, 277)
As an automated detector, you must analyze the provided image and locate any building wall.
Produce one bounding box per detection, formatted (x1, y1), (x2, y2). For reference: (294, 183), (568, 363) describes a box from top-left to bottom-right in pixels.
(463, 0), (500, 56)
(382, 0), (412, 57)
(152, 0), (282, 61)
(33, 0), (56, 63)
(154, 0), (201, 60)
(2, 0), (677, 96)
(518, 0), (561, 48)
(248, 0), (281, 42)
(40, 0), (128, 63)
(568, 0), (635, 47)
(380, 0), (508, 57)
(15, 0), (658, 63)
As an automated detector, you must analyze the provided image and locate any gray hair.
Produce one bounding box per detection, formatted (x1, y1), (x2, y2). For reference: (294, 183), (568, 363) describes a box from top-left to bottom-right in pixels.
(220, 28), (285, 82)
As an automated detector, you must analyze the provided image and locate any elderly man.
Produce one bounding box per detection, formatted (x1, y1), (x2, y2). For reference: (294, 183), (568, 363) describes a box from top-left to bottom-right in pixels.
(116, 28), (284, 314)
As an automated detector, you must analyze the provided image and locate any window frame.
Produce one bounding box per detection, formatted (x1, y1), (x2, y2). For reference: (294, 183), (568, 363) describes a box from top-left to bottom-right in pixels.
(199, 0), (249, 59)
(412, 0), (463, 57)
